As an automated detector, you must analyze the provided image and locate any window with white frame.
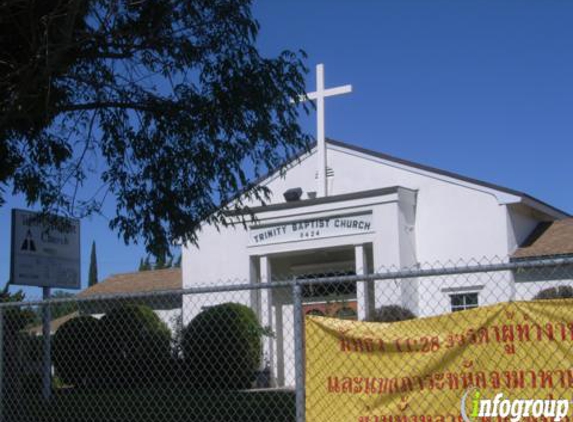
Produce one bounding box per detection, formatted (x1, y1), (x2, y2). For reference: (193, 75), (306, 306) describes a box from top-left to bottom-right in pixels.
(449, 292), (479, 312)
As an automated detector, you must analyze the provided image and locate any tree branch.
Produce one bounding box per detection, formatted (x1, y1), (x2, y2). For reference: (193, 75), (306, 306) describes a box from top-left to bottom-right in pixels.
(57, 102), (156, 112)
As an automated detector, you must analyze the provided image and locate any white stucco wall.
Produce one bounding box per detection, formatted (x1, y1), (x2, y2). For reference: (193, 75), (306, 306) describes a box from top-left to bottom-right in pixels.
(183, 144), (541, 320)
(184, 143), (536, 285)
(325, 145), (513, 263)
(506, 205), (544, 254)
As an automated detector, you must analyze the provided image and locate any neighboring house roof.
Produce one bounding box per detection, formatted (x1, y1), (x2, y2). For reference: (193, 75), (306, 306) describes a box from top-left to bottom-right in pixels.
(513, 218), (573, 259)
(23, 268), (183, 335)
(78, 268), (182, 298)
(25, 311), (79, 336)
(78, 267), (183, 313)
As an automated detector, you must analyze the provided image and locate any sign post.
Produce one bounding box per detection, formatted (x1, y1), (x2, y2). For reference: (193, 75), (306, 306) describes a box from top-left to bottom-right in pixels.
(42, 287), (51, 400)
(10, 209), (81, 401)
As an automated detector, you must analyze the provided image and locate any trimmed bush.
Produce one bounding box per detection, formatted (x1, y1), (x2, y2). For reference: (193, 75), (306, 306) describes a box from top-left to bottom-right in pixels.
(53, 315), (100, 387)
(367, 305), (416, 322)
(99, 304), (171, 387)
(183, 302), (263, 390)
(533, 285), (573, 300)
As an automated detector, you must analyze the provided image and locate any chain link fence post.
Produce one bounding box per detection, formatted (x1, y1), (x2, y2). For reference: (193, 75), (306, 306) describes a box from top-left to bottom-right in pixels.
(293, 281), (305, 422)
(42, 287), (52, 400)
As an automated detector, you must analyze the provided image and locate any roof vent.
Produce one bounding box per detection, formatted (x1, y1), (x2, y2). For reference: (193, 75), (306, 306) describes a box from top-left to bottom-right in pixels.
(284, 187), (303, 202)
(315, 167), (334, 179)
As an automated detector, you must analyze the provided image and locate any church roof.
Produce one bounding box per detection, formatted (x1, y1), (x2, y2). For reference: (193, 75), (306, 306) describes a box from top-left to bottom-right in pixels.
(223, 138), (568, 220)
(512, 218), (573, 259)
(325, 138), (569, 218)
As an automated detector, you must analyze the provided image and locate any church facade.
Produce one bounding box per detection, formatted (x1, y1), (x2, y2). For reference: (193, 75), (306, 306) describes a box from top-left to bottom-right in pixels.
(181, 138), (569, 386)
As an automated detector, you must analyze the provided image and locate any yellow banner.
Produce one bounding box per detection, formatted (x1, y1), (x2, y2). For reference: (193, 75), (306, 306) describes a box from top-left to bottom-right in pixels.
(305, 300), (573, 422)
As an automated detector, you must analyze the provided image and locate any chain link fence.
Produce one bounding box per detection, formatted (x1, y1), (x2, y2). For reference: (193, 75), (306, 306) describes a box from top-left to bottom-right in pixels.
(0, 256), (572, 421)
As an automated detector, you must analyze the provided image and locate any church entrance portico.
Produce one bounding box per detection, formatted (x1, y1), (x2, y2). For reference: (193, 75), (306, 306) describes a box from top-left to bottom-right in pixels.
(250, 243), (372, 386)
(245, 186), (417, 385)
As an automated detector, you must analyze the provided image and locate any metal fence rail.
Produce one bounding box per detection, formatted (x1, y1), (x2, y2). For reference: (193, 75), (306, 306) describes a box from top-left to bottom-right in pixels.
(0, 256), (571, 421)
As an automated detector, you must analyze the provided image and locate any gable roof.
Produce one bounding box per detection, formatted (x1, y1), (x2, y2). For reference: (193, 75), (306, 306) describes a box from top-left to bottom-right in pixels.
(24, 269), (183, 335)
(227, 138), (568, 219)
(325, 138), (569, 218)
(78, 268), (182, 298)
(512, 218), (573, 259)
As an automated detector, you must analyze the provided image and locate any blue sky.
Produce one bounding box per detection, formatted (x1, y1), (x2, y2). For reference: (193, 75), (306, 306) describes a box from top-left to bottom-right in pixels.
(1, 1), (572, 296)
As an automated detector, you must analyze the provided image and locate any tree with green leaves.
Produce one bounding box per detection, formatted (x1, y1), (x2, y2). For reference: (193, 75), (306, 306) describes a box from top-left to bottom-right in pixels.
(154, 255), (167, 271)
(0, 288), (38, 398)
(50, 290), (79, 320)
(88, 240), (98, 286)
(139, 256), (151, 272)
(0, 0), (310, 258)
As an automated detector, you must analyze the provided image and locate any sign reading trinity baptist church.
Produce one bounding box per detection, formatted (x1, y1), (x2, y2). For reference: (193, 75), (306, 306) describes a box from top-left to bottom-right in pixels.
(249, 213), (373, 246)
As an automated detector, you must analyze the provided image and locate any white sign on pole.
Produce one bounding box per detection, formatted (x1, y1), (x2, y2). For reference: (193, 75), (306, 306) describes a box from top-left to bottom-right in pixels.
(10, 209), (81, 289)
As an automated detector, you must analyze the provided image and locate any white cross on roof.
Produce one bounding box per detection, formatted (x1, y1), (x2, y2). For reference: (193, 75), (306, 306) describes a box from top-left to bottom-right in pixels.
(298, 64), (352, 197)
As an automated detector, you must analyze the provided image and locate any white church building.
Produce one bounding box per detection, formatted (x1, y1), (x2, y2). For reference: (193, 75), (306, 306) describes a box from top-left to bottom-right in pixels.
(180, 65), (570, 386)
(181, 137), (569, 386)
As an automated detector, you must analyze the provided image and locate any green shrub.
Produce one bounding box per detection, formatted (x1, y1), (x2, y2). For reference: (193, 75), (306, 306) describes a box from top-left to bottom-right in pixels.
(99, 304), (171, 387)
(533, 285), (573, 300)
(53, 315), (100, 387)
(367, 305), (416, 322)
(1, 292), (37, 399)
(182, 302), (263, 390)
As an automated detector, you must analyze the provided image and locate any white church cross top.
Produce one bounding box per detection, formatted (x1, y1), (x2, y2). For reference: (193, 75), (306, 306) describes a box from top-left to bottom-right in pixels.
(298, 64), (352, 197)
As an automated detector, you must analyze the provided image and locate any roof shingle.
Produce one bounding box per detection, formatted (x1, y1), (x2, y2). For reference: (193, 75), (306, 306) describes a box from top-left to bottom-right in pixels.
(78, 267), (182, 297)
(513, 218), (573, 259)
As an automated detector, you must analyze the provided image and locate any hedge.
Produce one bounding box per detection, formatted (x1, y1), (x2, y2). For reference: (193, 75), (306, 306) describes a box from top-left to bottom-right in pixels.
(533, 285), (573, 300)
(98, 304), (171, 387)
(367, 304), (416, 322)
(53, 315), (100, 387)
(182, 302), (263, 390)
